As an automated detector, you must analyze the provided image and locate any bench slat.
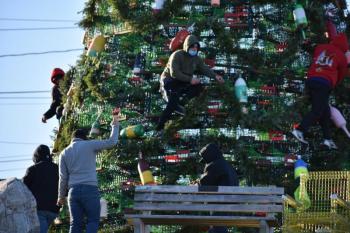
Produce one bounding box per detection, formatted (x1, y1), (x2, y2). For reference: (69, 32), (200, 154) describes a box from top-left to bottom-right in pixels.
(134, 193), (283, 204)
(135, 185), (284, 195)
(134, 202), (283, 213)
(125, 215), (279, 227)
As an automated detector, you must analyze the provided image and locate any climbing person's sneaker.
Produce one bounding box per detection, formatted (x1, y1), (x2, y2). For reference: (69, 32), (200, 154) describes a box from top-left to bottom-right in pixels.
(153, 129), (164, 138)
(291, 129), (308, 144)
(321, 139), (338, 150)
(174, 104), (185, 116)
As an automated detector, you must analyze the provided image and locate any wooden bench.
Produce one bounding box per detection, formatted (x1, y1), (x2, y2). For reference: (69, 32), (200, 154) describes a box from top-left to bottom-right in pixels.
(125, 185), (284, 233)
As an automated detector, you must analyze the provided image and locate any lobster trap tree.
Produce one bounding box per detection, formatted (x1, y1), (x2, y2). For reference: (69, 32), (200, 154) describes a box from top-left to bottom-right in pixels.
(52, 0), (350, 232)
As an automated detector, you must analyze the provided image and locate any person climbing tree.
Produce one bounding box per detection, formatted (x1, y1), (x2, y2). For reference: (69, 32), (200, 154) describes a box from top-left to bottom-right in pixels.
(155, 35), (224, 135)
(42, 68), (65, 123)
(292, 33), (349, 149)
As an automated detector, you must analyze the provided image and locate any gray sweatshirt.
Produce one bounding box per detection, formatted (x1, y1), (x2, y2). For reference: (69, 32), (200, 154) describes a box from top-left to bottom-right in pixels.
(58, 124), (119, 198)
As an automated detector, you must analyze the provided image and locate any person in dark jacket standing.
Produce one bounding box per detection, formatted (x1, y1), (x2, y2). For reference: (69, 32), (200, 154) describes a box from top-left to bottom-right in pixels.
(155, 35), (224, 134)
(23, 144), (60, 233)
(199, 143), (239, 233)
(292, 33), (349, 149)
(42, 68), (65, 123)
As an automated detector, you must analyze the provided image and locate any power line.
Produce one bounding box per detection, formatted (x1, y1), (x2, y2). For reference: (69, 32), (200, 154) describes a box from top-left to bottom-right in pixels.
(0, 158), (31, 163)
(0, 97), (50, 99)
(0, 103), (50, 106)
(0, 48), (83, 58)
(0, 154), (31, 158)
(0, 17), (78, 23)
(0, 97), (50, 100)
(0, 91), (50, 94)
(0, 167), (26, 172)
(0, 26), (79, 31)
(0, 141), (46, 145)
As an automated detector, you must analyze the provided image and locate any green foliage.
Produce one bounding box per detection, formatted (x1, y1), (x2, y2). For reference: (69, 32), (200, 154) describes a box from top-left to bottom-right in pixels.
(53, 118), (76, 153)
(54, 0), (350, 231)
(108, 0), (185, 32)
(79, 0), (114, 29)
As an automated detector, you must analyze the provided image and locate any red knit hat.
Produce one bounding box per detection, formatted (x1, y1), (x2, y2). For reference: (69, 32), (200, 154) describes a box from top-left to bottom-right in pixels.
(51, 68), (65, 84)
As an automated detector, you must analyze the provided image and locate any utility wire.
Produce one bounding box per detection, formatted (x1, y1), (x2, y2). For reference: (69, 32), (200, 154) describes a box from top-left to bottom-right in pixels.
(0, 103), (50, 106)
(0, 91), (50, 94)
(0, 158), (31, 163)
(0, 97), (50, 99)
(0, 167), (26, 172)
(0, 97), (50, 100)
(0, 154), (30, 158)
(0, 17), (78, 23)
(0, 26), (79, 31)
(0, 140), (47, 145)
(0, 48), (83, 58)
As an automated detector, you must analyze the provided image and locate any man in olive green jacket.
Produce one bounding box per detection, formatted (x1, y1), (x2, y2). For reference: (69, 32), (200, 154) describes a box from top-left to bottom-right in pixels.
(156, 35), (224, 132)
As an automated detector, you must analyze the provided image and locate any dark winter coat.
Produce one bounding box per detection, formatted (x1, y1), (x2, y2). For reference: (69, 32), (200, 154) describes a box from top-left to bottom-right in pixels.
(199, 143), (239, 186)
(307, 33), (349, 88)
(23, 145), (60, 213)
(161, 35), (216, 83)
(43, 84), (63, 120)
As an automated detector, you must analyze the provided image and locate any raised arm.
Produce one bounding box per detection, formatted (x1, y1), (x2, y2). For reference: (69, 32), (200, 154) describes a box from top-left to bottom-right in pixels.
(88, 114), (120, 152)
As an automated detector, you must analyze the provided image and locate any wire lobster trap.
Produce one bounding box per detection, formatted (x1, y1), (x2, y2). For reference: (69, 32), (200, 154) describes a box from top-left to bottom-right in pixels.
(283, 171), (350, 233)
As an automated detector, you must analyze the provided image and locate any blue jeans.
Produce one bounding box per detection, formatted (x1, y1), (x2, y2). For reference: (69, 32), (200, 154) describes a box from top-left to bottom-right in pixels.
(68, 184), (100, 233)
(37, 210), (58, 233)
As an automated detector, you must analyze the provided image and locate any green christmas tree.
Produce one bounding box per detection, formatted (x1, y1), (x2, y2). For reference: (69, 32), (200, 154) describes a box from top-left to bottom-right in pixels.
(51, 0), (350, 232)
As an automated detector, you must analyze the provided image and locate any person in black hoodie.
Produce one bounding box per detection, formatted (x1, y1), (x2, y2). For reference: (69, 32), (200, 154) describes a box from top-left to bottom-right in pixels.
(23, 145), (60, 233)
(42, 68), (65, 123)
(199, 143), (239, 233)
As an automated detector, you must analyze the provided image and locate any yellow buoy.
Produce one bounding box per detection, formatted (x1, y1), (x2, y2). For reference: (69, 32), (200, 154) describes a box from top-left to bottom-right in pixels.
(87, 35), (106, 57)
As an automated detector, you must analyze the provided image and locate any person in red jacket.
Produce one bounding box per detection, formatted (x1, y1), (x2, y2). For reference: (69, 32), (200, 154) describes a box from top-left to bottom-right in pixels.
(292, 33), (349, 149)
(42, 68), (65, 123)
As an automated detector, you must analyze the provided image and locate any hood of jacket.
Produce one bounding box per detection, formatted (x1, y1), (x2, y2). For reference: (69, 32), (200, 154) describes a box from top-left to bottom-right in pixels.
(33, 144), (51, 163)
(183, 35), (200, 53)
(199, 143), (223, 163)
(330, 33), (349, 53)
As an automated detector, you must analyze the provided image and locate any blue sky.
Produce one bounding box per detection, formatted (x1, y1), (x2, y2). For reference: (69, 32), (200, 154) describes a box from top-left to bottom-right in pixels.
(0, 0), (85, 178)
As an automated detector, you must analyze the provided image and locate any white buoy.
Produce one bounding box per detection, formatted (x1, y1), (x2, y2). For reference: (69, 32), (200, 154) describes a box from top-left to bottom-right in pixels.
(234, 74), (248, 103)
(152, 0), (165, 13)
(100, 198), (108, 218)
(293, 4), (307, 27)
(330, 105), (350, 138)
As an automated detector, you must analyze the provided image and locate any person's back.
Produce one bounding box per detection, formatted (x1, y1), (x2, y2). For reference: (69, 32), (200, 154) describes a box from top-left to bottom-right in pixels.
(292, 33), (349, 149)
(25, 161), (59, 212)
(58, 115), (120, 233)
(199, 143), (238, 186)
(60, 139), (104, 188)
(23, 144), (59, 233)
(307, 33), (348, 88)
(198, 143), (239, 233)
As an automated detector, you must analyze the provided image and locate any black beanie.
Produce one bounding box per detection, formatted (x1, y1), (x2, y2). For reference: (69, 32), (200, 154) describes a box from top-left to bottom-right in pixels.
(72, 128), (88, 140)
(199, 143), (222, 163)
(33, 144), (51, 163)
